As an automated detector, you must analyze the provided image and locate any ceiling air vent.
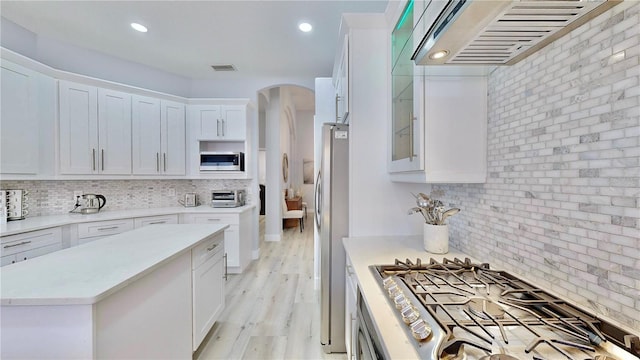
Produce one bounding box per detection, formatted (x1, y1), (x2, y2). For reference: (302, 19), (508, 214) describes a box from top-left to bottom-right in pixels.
(211, 64), (237, 72)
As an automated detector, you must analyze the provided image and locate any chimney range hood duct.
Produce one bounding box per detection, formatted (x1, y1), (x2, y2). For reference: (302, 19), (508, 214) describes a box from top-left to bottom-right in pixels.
(413, 0), (621, 66)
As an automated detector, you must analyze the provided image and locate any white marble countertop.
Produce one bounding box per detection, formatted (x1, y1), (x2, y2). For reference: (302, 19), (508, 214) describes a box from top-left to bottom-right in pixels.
(0, 204), (255, 237)
(1, 224), (227, 306)
(343, 235), (476, 360)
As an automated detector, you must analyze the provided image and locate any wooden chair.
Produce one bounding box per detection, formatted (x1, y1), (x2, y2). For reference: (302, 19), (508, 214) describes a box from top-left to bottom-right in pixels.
(282, 196), (304, 232)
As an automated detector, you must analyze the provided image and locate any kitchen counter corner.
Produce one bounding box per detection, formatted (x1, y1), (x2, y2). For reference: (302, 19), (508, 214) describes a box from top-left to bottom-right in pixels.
(343, 235), (474, 359)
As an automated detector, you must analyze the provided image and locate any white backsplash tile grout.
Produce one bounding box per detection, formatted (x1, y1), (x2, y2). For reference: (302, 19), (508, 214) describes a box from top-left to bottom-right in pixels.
(0, 179), (252, 217)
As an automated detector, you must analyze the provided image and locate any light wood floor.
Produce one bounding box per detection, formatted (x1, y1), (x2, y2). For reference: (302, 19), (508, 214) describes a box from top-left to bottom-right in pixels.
(195, 216), (347, 360)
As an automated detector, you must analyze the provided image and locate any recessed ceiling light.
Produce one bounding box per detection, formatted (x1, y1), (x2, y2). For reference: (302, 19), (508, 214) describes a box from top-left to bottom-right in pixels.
(131, 23), (148, 33)
(429, 50), (449, 60)
(298, 22), (312, 33)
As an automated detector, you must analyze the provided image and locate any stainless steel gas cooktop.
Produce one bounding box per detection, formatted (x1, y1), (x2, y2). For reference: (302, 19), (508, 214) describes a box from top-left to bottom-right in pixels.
(371, 258), (639, 360)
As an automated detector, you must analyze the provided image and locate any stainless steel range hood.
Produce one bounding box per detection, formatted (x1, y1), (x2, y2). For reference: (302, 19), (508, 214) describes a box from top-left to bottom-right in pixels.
(413, 0), (622, 66)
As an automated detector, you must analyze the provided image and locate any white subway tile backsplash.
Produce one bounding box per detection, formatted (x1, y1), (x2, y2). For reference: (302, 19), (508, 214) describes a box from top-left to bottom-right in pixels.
(435, 2), (639, 330)
(0, 179), (253, 217)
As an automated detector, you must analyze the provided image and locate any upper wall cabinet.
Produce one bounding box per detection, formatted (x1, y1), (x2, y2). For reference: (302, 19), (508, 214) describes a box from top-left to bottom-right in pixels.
(388, 0), (488, 183)
(191, 105), (246, 141)
(131, 96), (185, 175)
(333, 35), (349, 123)
(161, 100), (186, 175)
(187, 101), (252, 178)
(59, 81), (132, 175)
(0, 61), (39, 174)
(390, 0), (421, 174)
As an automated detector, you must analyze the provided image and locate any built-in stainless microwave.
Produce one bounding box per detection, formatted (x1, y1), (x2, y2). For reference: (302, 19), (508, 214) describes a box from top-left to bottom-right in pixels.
(200, 152), (244, 171)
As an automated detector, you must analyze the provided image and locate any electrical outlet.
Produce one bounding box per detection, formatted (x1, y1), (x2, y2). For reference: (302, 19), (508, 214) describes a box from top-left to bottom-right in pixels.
(167, 188), (176, 196)
(73, 191), (83, 201)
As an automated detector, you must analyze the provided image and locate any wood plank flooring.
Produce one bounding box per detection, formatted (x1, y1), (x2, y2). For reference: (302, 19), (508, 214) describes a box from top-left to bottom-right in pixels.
(194, 216), (347, 360)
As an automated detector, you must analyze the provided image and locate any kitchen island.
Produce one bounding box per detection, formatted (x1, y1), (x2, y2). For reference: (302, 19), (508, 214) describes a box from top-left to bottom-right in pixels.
(1, 224), (227, 359)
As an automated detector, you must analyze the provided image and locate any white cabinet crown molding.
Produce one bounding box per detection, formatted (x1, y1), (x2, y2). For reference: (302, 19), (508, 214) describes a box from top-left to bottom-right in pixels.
(1, 47), (187, 103)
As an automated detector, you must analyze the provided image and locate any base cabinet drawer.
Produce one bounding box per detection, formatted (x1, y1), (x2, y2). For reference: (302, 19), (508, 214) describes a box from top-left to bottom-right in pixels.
(181, 213), (247, 273)
(134, 214), (179, 228)
(77, 219), (134, 244)
(0, 227), (63, 266)
(181, 213), (239, 225)
(192, 233), (224, 270)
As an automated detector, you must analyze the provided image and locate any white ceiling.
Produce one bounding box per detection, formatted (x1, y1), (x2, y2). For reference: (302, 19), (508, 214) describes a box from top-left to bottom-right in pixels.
(0, 0), (389, 81)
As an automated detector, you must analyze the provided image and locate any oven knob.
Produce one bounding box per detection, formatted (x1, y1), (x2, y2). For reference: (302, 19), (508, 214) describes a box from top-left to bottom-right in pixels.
(401, 306), (419, 324)
(393, 294), (409, 309)
(387, 284), (402, 298)
(382, 277), (396, 289)
(410, 319), (432, 341)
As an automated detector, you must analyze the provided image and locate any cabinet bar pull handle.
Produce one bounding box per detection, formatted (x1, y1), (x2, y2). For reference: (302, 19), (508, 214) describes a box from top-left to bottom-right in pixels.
(207, 244), (218, 251)
(156, 153), (160, 172)
(207, 218), (220, 222)
(335, 94), (340, 122)
(148, 221), (166, 225)
(97, 226), (119, 231)
(217, 119), (220, 136)
(223, 253), (228, 280)
(92, 149), (96, 171)
(409, 112), (415, 162)
(221, 119), (225, 136)
(163, 153), (167, 172)
(101, 149), (105, 171)
(4, 240), (32, 248)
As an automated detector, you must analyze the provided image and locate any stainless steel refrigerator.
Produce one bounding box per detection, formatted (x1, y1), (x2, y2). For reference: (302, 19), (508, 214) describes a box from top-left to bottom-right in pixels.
(316, 123), (348, 353)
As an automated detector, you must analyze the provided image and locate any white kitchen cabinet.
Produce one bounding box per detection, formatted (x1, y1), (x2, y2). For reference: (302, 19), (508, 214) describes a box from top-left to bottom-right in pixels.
(59, 81), (132, 175)
(190, 104), (246, 141)
(0, 227), (62, 266)
(133, 214), (178, 228)
(388, 74), (488, 183)
(98, 89), (133, 174)
(192, 233), (225, 350)
(128, 96), (187, 175)
(389, 0), (422, 174)
(345, 256), (358, 360)
(181, 211), (251, 273)
(387, 1), (487, 183)
(161, 100), (186, 175)
(0, 60), (39, 174)
(333, 34), (349, 123)
(132, 95), (161, 174)
(76, 218), (134, 245)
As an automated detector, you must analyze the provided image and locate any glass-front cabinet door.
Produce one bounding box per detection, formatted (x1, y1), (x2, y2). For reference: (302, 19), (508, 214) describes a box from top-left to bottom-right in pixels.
(389, 0), (423, 173)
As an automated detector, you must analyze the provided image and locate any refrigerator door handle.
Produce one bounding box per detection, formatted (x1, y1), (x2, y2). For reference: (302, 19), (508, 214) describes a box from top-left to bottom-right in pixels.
(314, 170), (322, 231)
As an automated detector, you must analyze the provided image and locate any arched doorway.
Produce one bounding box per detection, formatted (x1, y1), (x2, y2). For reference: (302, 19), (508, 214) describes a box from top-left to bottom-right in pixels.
(256, 85), (315, 242)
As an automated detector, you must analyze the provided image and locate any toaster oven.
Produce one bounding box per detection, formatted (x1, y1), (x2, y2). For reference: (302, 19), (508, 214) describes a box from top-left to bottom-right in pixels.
(211, 190), (246, 208)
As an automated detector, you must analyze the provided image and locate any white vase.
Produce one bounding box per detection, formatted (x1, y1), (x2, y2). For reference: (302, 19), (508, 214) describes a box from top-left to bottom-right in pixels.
(423, 223), (449, 254)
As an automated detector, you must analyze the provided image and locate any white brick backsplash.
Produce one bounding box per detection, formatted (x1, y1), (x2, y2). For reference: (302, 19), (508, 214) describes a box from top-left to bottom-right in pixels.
(434, 2), (640, 330)
(0, 179), (252, 216)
